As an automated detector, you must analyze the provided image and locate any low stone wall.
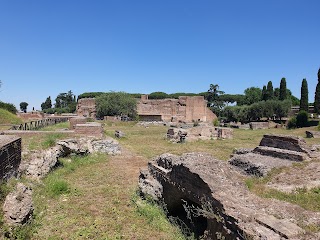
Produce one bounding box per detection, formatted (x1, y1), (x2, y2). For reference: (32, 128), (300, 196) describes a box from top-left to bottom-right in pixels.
(69, 117), (87, 129)
(74, 123), (103, 138)
(250, 122), (269, 130)
(0, 135), (21, 181)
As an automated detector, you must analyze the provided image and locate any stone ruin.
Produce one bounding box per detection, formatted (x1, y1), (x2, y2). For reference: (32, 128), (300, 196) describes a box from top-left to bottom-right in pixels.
(139, 152), (320, 239)
(74, 122), (104, 138)
(167, 126), (233, 143)
(76, 98), (96, 118)
(2, 136), (121, 226)
(229, 134), (317, 177)
(0, 135), (21, 181)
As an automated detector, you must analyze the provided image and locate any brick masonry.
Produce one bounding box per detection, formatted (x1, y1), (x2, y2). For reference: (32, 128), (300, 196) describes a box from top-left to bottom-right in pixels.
(69, 117), (87, 129)
(74, 123), (103, 138)
(0, 135), (21, 181)
(137, 95), (217, 123)
(77, 98), (96, 118)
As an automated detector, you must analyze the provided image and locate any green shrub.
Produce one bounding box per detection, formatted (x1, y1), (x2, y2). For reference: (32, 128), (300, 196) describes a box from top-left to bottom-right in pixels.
(318, 121), (320, 131)
(296, 110), (309, 128)
(213, 118), (219, 126)
(287, 117), (297, 129)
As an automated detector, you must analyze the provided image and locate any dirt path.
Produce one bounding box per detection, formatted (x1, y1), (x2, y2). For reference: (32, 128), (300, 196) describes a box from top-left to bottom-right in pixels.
(32, 145), (179, 240)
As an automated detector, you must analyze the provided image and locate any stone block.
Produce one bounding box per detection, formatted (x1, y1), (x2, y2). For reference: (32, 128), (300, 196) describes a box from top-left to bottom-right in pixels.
(0, 135), (21, 181)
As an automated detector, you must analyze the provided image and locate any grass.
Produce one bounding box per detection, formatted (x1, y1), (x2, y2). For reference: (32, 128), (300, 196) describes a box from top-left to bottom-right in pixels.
(28, 153), (185, 239)
(245, 168), (320, 212)
(0, 108), (23, 125)
(2, 121), (320, 239)
(40, 121), (70, 131)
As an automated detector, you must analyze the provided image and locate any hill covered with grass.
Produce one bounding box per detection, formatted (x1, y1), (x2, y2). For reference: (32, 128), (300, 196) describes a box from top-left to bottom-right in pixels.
(0, 108), (23, 125)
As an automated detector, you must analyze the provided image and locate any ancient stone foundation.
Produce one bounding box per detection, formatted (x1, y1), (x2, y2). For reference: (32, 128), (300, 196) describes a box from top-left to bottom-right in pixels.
(229, 134), (315, 177)
(0, 135), (21, 181)
(167, 126), (233, 142)
(74, 122), (103, 138)
(69, 117), (87, 129)
(139, 153), (318, 239)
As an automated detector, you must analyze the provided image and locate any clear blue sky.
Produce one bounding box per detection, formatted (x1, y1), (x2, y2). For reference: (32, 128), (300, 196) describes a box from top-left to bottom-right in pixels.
(0, 0), (319, 110)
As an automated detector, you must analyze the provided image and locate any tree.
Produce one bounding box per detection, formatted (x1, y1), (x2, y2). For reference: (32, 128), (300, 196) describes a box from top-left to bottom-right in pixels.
(96, 92), (137, 119)
(55, 90), (77, 112)
(279, 78), (287, 100)
(206, 84), (225, 116)
(20, 102), (28, 113)
(41, 96), (52, 110)
(314, 68), (320, 114)
(300, 78), (309, 112)
(148, 92), (169, 99)
(266, 81), (274, 100)
(262, 85), (267, 101)
(243, 87), (262, 105)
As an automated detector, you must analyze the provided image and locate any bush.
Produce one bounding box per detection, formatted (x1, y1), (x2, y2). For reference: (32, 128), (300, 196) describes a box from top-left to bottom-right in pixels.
(318, 121), (320, 131)
(213, 118), (219, 126)
(296, 110), (309, 128)
(0, 101), (17, 114)
(287, 117), (297, 129)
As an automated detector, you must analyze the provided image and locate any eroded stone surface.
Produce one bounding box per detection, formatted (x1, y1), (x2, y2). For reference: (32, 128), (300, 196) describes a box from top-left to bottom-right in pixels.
(139, 153), (319, 239)
(3, 183), (33, 225)
(229, 134), (317, 177)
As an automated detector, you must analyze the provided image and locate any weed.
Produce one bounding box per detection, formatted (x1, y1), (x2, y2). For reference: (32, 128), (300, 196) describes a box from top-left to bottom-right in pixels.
(41, 133), (64, 148)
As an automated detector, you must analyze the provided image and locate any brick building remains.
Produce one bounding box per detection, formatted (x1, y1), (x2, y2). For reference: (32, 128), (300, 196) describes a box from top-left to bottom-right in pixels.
(137, 95), (216, 123)
(76, 98), (96, 118)
(76, 95), (216, 123)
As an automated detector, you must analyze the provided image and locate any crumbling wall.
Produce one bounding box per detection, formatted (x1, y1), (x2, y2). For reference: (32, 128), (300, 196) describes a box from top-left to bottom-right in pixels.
(0, 136), (21, 181)
(76, 98), (96, 118)
(137, 96), (216, 123)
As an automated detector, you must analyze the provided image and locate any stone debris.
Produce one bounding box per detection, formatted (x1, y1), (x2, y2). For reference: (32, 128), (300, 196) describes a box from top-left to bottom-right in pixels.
(23, 137), (121, 179)
(3, 183), (33, 225)
(24, 146), (62, 179)
(115, 130), (125, 138)
(229, 134), (316, 177)
(167, 126), (233, 143)
(306, 130), (320, 138)
(139, 153), (319, 239)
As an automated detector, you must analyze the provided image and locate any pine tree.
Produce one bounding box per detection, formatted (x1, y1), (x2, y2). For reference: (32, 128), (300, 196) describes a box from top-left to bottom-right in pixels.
(314, 68), (320, 114)
(266, 81), (273, 100)
(300, 78), (309, 112)
(279, 78), (287, 100)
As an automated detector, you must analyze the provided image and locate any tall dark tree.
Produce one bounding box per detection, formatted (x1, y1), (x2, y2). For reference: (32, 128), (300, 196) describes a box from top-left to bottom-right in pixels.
(20, 102), (28, 113)
(41, 96), (52, 110)
(279, 78), (287, 100)
(300, 78), (309, 112)
(314, 68), (320, 114)
(266, 81), (274, 100)
(262, 85), (267, 101)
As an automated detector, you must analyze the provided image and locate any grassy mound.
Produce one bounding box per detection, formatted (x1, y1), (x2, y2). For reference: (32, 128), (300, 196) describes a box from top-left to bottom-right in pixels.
(0, 108), (22, 125)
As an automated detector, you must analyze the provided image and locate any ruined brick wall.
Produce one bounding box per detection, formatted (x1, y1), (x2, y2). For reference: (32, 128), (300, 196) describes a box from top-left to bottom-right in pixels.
(137, 95), (216, 123)
(17, 112), (44, 121)
(74, 123), (103, 138)
(69, 117), (87, 129)
(0, 136), (21, 181)
(77, 98), (96, 118)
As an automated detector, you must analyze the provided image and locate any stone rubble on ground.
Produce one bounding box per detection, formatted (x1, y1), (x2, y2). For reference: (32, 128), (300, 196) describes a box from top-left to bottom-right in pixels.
(3, 183), (33, 225)
(139, 152), (320, 239)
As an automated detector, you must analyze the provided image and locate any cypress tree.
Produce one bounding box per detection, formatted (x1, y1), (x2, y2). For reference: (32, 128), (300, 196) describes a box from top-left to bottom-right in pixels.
(262, 85), (267, 101)
(279, 78), (287, 100)
(266, 81), (274, 100)
(314, 68), (320, 114)
(300, 78), (309, 112)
